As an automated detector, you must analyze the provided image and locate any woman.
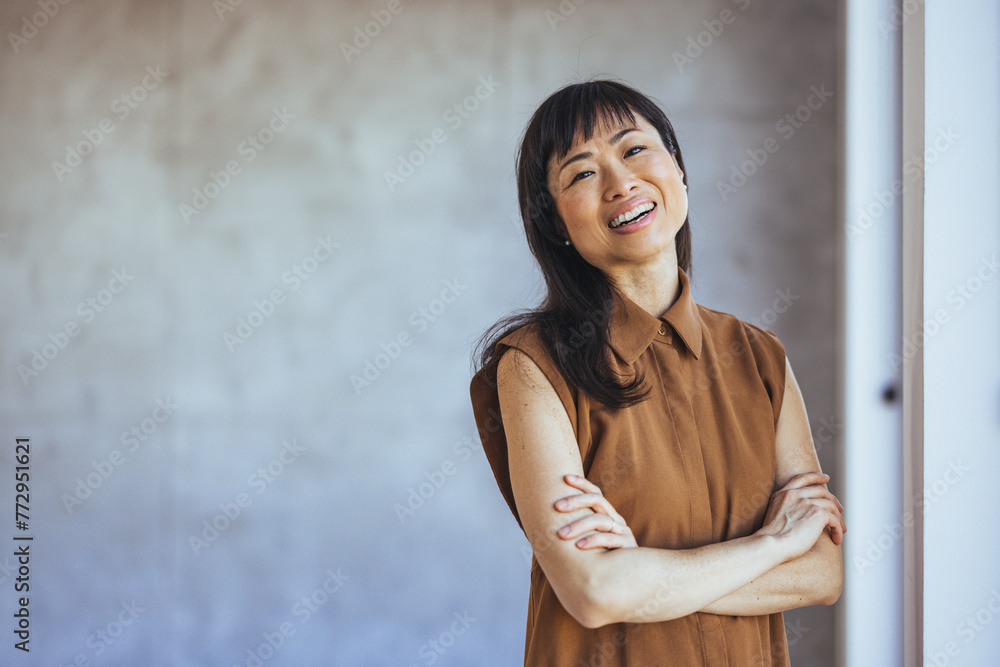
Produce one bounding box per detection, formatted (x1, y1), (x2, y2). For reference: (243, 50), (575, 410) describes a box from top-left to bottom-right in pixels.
(470, 80), (844, 666)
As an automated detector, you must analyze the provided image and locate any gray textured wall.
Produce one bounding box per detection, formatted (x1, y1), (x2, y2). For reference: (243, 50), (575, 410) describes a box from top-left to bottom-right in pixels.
(0, 0), (839, 664)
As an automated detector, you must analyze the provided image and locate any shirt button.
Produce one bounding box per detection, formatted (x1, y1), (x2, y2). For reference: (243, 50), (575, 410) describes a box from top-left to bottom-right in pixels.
(658, 325), (667, 336)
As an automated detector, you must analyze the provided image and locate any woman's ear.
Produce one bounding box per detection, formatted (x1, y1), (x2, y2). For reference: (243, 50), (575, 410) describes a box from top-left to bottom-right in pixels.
(553, 217), (570, 243)
(671, 155), (685, 181)
(548, 192), (569, 239)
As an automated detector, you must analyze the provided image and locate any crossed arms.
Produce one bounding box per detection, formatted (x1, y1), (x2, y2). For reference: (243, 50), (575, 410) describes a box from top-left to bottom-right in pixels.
(497, 349), (844, 629)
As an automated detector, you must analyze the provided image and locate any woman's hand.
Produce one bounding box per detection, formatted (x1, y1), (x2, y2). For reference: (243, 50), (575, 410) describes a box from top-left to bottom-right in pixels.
(553, 474), (638, 551)
(757, 472), (846, 561)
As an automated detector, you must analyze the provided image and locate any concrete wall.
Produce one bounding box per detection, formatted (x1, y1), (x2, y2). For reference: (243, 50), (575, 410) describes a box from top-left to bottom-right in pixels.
(0, 0), (840, 664)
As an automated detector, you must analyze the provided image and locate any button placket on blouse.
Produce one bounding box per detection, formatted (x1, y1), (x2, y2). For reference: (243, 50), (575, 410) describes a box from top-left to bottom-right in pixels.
(655, 333), (730, 663)
(659, 335), (715, 548)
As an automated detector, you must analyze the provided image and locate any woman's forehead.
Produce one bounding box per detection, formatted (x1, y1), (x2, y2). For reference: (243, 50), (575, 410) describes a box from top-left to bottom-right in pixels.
(563, 112), (656, 151)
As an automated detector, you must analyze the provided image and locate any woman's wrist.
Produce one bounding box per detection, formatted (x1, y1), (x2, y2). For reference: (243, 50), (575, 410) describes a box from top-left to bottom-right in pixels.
(749, 531), (795, 566)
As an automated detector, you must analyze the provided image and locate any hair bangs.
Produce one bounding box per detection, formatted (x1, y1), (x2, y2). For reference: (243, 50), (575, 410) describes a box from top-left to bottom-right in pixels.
(545, 85), (641, 160)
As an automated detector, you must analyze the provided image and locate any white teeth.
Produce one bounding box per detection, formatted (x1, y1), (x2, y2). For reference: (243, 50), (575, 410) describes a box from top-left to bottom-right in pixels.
(611, 202), (655, 228)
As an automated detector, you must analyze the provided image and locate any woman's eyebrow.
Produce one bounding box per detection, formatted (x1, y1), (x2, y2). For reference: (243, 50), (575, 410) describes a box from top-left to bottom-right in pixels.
(558, 127), (639, 173)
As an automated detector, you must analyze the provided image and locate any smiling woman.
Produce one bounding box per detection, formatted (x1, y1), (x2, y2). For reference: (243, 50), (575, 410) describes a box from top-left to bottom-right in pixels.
(470, 80), (844, 666)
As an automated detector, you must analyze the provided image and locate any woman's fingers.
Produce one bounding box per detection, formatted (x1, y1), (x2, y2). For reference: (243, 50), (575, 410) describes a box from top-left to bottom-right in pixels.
(786, 494), (846, 533)
(781, 473), (845, 514)
(823, 505), (846, 545)
(771, 480), (845, 516)
(557, 512), (619, 540)
(573, 530), (634, 550)
(781, 471), (831, 492)
(554, 491), (606, 514)
(790, 485), (844, 511)
(554, 474), (637, 550)
(557, 512), (637, 549)
(760, 478), (848, 557)
(555, 475), (625, 523)
(803, 491), (847, 533)
(563, 473), (601, 494)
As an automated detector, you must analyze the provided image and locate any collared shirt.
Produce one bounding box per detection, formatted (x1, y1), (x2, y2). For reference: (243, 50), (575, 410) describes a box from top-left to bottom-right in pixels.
(470, 268), (790, 666)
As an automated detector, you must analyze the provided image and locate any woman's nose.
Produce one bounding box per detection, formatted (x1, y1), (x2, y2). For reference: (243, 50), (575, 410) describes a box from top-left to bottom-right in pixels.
(603, 162), (639, 200)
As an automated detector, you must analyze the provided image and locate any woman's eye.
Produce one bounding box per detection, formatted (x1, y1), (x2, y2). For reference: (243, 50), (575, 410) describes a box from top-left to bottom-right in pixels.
(625, 145), (647, 157)
(570, 170), (593, 184)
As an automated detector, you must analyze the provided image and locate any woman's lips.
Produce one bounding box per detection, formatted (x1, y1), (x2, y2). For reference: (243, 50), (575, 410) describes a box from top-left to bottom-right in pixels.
(609, 203), (656, 234)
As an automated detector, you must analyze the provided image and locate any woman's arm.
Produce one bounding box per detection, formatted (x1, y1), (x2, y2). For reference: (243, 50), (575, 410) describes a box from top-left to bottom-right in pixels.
(699, 356), (844, 613)
(556, 356), (845, 616)
(499, 349), (843, 629)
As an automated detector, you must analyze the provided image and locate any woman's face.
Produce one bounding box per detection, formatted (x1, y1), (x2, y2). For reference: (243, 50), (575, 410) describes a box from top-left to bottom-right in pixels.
(546, 113), (687, 277)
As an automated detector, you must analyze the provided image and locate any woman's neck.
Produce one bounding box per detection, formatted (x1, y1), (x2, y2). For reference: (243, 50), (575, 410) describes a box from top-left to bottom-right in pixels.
(605, 249), (682, 319)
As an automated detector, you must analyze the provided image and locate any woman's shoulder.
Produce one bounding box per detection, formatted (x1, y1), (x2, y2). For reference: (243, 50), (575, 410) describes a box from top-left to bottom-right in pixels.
(489, 322), (576, 400)
(693, 303), (787, 382)
(694, 303), (787, 425)
(496, 321), (546, 354)
(469, 321), (578, 528)
(695, 303), (785, 349)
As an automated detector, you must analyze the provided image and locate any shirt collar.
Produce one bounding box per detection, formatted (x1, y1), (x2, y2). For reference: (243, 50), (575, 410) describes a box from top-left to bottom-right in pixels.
(608, 267), (703, 364)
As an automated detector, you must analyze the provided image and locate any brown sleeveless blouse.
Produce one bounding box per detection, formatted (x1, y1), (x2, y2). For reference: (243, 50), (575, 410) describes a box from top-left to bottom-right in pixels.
(470, 268), (790, 666)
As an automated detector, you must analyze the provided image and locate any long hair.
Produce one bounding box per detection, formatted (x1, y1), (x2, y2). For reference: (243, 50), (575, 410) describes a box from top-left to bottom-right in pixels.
(474, 79), (692, 408)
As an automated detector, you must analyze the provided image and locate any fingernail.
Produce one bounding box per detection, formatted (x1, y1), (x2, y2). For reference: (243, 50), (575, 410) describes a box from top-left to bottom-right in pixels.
(559, 526), (570, 536)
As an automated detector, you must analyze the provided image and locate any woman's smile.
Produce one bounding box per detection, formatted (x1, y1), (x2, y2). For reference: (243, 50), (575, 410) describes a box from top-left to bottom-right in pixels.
(547, 114), (688, 275)
(608, 198), (657, 232)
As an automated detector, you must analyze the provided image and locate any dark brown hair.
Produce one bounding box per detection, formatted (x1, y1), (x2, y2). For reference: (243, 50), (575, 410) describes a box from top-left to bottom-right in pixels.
(474, 79), (691, 408)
